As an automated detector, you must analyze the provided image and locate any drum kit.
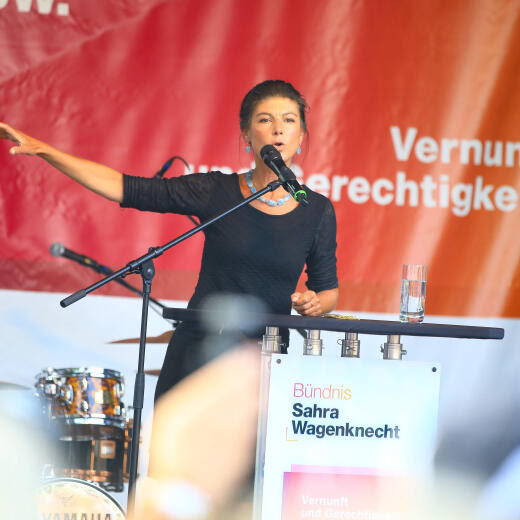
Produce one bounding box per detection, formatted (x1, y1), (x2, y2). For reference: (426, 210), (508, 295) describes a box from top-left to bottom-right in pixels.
(28, 334), (169, 516)
(31, 366), (133, 515)
(0, 331), (171, 516)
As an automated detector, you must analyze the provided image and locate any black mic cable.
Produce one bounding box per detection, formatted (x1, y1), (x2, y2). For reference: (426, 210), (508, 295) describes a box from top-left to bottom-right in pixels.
(154, 155), (192, 179)
(260, 145), (308, 205)
(50, 242), (110, 273)
(152, 156), (199, 225)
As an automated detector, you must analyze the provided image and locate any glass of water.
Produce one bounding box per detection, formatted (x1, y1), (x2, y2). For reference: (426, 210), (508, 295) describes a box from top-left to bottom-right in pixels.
(399, 264), (427, 322)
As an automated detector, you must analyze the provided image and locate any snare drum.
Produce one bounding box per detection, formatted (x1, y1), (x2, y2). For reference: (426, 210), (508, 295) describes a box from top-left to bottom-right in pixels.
(36, 478), (125, 519)
(35, 367), (125, 439)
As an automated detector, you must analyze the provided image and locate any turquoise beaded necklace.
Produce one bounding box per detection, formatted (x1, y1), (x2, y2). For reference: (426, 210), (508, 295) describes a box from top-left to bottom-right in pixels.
(246, 169), (291, 207)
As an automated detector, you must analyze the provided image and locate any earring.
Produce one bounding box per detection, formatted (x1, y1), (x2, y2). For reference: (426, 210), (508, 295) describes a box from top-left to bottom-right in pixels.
(246, 144), (251, 154)
(297, 146), (302, 155)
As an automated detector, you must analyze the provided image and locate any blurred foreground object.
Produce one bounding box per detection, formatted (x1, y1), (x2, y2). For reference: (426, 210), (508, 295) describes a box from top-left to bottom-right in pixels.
(0, 388), (57, 519)
(128, 343), (260, 520)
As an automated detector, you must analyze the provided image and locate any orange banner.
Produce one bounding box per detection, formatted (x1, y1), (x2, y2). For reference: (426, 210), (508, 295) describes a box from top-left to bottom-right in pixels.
(1, 0), (519, 317)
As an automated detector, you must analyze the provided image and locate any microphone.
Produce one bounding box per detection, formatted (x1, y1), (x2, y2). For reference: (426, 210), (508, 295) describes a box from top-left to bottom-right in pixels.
(50, 242), (111, 274)
(260, 145), (308, 205)
(153, 156), (192, 179)
(153, 157), (174, 179)
(51, 242), (169, 310)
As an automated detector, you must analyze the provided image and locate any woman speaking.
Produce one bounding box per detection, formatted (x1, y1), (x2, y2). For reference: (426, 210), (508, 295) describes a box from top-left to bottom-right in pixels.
(0, 79), (339, 402)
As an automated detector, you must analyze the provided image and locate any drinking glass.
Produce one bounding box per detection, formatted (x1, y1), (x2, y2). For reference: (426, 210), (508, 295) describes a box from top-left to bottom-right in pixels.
(399, 264), (427, 322)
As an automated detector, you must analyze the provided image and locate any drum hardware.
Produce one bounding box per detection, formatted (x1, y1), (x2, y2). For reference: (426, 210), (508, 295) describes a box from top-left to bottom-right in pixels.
(62, 384), (74, 404)
(41, 381), (57, 397)
(116, 380), (125, 399)
(40, 375), (74, 404)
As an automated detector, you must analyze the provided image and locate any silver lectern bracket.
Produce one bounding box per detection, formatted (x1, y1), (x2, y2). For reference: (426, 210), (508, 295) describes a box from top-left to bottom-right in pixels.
(338, 332), (361, 358)
(303, 329), (323, 356)
(381, 334), (407, 360)
(262, 326), (283, 354)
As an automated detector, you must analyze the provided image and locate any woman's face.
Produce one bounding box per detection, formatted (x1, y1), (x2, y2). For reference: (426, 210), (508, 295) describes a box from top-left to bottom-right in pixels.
(245, 96), (304, 167)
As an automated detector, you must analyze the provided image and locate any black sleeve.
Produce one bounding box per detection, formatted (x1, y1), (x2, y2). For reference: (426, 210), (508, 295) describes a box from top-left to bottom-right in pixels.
(305, 198), (338, 293)
(120, 172), (218, 219)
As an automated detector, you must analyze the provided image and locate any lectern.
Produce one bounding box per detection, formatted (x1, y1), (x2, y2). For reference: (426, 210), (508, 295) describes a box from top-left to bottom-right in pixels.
(163, 308), (504, 519)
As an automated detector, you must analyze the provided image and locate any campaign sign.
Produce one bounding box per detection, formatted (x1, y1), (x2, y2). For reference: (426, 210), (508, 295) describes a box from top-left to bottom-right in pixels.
(260, 356), (441, 519)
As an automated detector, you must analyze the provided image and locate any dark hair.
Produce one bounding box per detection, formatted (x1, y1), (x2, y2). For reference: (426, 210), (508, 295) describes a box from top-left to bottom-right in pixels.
(239, 80), (308, 132)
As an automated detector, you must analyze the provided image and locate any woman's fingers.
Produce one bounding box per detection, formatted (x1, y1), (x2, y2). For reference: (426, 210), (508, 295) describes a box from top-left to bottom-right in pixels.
(9, 145), (25, 155)
(0, 124), (42, 156)
(0, 122), (19, 143)
(291, 290), (322, 316)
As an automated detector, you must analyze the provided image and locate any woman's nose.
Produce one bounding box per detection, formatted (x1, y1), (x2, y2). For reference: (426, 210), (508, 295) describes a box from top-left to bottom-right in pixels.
(273, 120), (283, 134)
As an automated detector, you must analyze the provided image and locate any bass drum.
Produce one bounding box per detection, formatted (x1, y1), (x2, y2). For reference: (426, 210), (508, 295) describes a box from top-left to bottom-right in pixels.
(54, 435), (125, 492)
(36, 478), (125, 519)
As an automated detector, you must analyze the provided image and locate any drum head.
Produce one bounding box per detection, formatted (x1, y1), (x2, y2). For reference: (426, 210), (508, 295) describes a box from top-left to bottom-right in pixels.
(36, 478), (125, 519)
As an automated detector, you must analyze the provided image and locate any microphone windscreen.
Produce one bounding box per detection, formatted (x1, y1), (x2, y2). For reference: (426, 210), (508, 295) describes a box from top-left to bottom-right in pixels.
(49, 242), (65, 257)
(260, 144), (279, 163)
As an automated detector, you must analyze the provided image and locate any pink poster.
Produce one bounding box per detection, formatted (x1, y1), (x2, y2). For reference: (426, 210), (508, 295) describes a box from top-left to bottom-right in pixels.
(282, 467), (411, 519)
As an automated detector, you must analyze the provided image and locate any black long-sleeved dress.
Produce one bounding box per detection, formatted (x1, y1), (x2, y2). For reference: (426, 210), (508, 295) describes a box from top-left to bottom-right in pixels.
(121, 171), (338, 401)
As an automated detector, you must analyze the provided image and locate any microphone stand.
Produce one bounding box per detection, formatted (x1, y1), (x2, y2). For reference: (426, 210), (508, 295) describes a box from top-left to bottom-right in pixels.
(78, 256), (169, 318)
(59, 179), (284, 512)
(54, 248), (169, 316)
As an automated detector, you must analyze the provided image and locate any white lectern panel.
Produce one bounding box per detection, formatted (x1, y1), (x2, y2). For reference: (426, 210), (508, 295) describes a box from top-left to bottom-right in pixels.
(260, 356), (441, 519)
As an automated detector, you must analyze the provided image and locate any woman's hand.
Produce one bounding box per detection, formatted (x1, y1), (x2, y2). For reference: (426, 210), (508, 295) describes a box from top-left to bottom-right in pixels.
(0, 122), (46, 156)
(291, 290), (323, 316)
(291, 288), (339, 317)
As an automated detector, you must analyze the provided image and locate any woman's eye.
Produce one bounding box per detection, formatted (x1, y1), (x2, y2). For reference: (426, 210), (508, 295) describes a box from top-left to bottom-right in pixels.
(285, 118), (295, 123)
(259, 118), (271, 123)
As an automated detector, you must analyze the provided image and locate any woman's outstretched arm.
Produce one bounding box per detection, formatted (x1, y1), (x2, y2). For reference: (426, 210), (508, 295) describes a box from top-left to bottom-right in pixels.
(0, 122), (123, 203)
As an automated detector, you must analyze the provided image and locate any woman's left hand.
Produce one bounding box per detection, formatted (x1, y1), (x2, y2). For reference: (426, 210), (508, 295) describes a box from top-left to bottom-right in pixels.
(291, 290), (323, 316)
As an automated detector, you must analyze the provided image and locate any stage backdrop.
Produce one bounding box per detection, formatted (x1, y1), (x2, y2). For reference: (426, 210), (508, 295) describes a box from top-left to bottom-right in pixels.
(1, 0), (520, 513)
